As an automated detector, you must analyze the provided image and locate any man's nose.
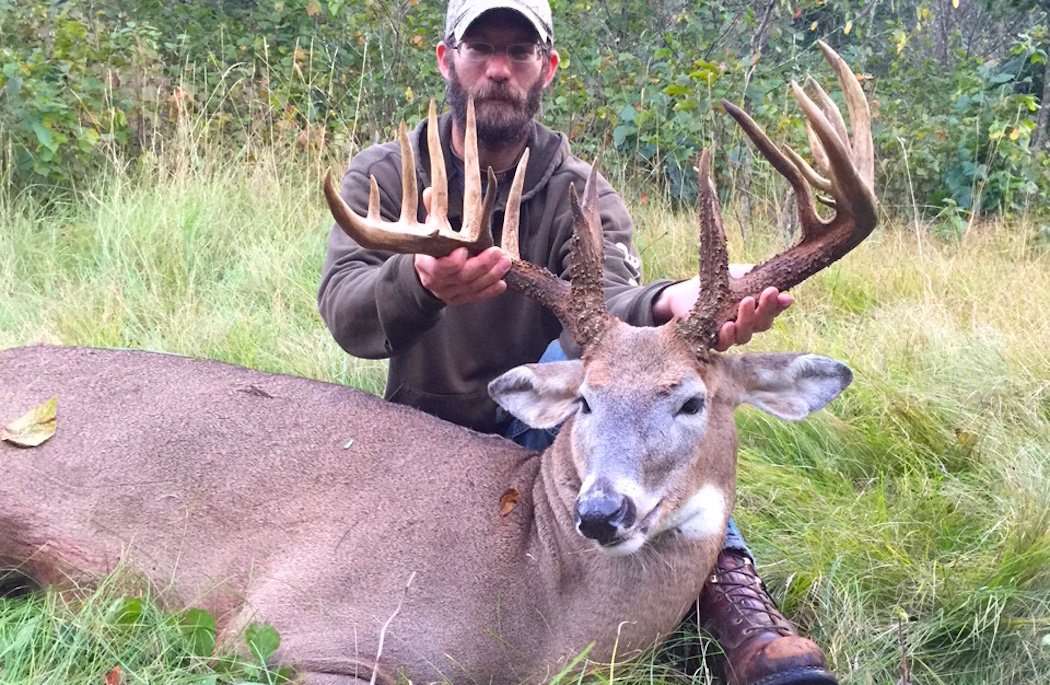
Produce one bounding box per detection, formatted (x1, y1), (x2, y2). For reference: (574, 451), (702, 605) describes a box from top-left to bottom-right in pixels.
(483, 53), (513, 80)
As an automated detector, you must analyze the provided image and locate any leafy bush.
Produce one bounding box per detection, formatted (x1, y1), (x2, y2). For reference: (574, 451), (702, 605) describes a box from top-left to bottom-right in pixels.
(3, 0), (1050, 223)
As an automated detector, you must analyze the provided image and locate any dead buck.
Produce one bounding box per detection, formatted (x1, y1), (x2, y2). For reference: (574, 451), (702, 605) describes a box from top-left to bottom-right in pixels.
(0, 43), (874, 684)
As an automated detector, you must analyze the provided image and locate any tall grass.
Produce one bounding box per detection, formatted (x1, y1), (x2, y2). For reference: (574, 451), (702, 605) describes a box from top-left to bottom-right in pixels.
(1, 141), (1048, 684)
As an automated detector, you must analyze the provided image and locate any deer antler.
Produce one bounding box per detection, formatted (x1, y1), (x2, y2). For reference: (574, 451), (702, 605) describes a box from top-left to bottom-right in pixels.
(677, 41), (877, 354)
(323, 98), (612, 348)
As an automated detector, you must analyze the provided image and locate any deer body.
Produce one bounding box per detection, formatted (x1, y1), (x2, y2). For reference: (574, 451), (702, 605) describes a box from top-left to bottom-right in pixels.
(1, 343), (731, 683)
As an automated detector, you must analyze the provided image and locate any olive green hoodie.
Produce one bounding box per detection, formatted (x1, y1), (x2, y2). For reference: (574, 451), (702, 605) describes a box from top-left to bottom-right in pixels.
(319, 111), (671, 433)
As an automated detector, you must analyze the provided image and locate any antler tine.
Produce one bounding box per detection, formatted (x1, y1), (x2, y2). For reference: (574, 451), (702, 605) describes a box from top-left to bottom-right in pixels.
(784, 141), (833, 194)
(397, 122), (418, 222)
(817, 40), (874, 186)
(804, 76), (851, 159)
(565, 166), (612, 346)
(463, 97), (481, 229)
(676, 150), (732, 354)
(460, 97), (497, 248)
(500, 148), (530, 259)
(427, 99), (449, 226)
(677, 42), (877, 348)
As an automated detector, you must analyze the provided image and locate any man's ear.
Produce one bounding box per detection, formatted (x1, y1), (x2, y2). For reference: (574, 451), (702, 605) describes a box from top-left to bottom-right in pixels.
(725, 353), (853, 421)
(542, 48), (560, 87)
(488, 360), (583, 429)
(436, 42), (452, 80)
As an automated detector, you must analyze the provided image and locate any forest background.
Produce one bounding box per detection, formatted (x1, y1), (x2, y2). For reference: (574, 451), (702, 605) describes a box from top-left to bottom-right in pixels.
(5, 0), (1050, 232)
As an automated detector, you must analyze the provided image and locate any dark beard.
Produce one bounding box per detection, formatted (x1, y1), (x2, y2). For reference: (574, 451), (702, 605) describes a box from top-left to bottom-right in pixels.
(447, 63), (544, 146)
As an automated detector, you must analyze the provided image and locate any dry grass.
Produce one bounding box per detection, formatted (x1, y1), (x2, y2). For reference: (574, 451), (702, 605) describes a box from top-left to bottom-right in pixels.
(1, 155), (1048, 683)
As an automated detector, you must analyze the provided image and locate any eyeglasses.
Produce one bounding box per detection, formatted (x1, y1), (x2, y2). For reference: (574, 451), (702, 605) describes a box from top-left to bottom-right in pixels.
(452, 40), (544, 64)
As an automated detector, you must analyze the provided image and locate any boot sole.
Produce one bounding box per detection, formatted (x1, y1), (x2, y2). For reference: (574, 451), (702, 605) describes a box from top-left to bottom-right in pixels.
(750, 667), (839, 685)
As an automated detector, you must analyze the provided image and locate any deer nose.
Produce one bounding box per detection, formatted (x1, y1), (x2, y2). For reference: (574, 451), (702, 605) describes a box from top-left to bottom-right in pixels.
(575, 493), (636, 545)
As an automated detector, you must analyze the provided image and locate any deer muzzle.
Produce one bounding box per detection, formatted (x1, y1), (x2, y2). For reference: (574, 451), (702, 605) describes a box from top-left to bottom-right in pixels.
(574, 484), (637, 547)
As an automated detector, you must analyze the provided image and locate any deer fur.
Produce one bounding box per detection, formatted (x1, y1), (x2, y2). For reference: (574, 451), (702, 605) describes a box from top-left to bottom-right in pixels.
(0, 331), (850, 684)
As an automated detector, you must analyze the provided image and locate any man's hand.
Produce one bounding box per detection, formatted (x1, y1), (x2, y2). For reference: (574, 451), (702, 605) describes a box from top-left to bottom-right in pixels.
(414, 246), (510, 305)
(652, 270), (793, 351)
(412, 186), (511, 305)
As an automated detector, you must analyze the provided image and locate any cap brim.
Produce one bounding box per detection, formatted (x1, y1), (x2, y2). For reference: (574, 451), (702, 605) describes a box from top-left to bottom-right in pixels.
(452, 3), (550, 45)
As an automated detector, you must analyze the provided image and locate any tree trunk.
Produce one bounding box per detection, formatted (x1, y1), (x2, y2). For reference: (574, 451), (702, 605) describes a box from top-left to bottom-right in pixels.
(1034, 54), (1050, 152)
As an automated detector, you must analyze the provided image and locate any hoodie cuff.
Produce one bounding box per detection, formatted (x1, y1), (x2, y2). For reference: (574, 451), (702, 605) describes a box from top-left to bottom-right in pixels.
(375, 254), (446, 342)
(614, 279), (677, 327)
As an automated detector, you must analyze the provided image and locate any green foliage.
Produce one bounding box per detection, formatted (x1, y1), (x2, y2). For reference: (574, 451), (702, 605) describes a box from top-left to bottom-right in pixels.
(879, 30), (1048, 220)
(4, 0), (1050, 223)
(0, 582), (292, 684)
(177, 608), (217, 659)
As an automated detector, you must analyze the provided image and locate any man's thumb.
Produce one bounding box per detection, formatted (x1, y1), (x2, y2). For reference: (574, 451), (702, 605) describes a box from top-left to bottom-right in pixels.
(422, 187), (433, 216)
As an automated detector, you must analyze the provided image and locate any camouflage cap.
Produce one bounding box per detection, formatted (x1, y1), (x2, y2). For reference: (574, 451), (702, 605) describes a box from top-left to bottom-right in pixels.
(445, 0), (554, 46)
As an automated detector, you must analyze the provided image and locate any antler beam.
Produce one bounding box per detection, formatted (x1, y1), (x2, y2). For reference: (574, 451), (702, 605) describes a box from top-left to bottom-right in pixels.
(678, 40), (878, 351)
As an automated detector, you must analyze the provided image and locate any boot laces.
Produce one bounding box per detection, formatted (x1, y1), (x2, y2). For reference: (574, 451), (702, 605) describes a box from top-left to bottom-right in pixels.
(711, 556), (793, 638)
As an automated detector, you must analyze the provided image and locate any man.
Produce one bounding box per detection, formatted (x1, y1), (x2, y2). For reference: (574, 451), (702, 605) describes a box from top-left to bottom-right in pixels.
(318, 2), (837, 684)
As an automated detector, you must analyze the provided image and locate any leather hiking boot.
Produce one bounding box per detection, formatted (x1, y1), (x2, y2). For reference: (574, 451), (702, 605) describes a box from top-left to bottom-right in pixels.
(698, 550), (837, 685)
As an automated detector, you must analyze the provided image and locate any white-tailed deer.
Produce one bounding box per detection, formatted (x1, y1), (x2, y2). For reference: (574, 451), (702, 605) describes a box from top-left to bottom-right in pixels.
(1, 43), (874, 684)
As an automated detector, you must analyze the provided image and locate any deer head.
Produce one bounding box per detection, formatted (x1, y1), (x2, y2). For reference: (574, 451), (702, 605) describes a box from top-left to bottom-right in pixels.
(324, 42), (875, 556)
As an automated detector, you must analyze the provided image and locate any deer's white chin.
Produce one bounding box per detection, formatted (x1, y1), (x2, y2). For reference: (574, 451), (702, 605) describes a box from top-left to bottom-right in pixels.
(596, 533), (647, 557)
(657, 483), (728, 541)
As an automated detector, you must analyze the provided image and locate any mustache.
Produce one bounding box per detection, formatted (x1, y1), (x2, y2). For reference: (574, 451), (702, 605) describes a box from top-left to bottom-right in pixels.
(474, 86), (524, 104)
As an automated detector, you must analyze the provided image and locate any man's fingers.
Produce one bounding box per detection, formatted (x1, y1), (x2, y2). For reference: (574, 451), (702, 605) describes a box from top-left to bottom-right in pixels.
(458, 247), (510, 283)
(414, 253), (437, 280)
(752, 287), (792, 331)
(715, 322), (736, 352)
(445, 280), (508, 305)
(733, 296), (755, 344)
(422, 187), (433, 216)
(429, 247), (469, 277)
(462, 264), (510, 295)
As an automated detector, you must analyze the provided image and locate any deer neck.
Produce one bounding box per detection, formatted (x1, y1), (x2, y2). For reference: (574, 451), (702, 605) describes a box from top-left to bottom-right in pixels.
(527, 418), (590, 572)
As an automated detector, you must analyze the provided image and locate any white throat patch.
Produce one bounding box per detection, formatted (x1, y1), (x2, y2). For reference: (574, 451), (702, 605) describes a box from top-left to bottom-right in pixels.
(660, 484), (728, 540)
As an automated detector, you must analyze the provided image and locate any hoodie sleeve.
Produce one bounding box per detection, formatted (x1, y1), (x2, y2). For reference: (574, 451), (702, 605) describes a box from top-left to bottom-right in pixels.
(595, 183), (676, 326)
(317, 149), (446, 360)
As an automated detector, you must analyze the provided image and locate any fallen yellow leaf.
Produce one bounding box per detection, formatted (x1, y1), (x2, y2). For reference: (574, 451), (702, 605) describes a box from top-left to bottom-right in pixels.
(499, 488), (520, 517)
(1, 397), (58, 448)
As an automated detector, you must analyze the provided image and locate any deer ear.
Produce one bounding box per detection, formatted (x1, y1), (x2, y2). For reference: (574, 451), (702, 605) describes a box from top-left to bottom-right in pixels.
(727, 353), (852, 421)
(488, 361), (585, 429)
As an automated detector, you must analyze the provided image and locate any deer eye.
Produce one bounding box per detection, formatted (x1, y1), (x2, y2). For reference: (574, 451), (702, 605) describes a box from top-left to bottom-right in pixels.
(677, 396), (705, 416)
(577, 396), (592, 414)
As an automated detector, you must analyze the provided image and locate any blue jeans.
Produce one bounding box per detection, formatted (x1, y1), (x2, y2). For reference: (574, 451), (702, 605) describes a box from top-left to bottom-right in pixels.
(501, 340), (752, 559)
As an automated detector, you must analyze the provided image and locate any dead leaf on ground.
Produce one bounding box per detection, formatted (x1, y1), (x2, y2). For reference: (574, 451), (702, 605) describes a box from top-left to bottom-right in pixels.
(1, 397), (58, 448)
(499, 487), (520, 517)
(104, 665), (123, 685)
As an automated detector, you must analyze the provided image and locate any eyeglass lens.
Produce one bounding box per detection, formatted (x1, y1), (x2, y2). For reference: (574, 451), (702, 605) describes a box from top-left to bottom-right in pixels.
(459, 41), (540, 62)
